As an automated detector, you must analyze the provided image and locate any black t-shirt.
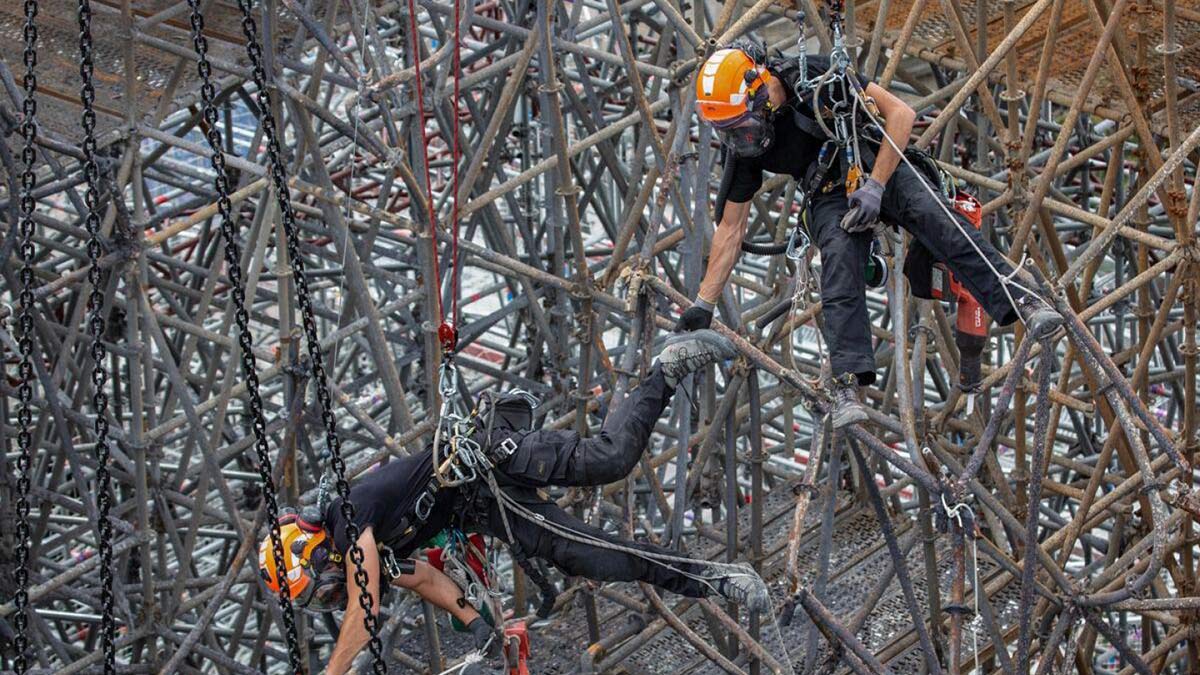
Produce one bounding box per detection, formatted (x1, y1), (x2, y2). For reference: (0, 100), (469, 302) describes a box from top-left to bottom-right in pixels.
(719, 55), (873, 211)
(323, 448), (456, 558)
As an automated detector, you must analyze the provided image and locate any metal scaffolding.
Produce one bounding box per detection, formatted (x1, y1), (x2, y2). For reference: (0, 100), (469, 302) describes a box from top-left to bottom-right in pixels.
(0, 0), (1197, 671)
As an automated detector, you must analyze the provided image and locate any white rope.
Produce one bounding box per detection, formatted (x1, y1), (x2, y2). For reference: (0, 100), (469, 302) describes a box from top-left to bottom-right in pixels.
(1000, 253), (1030, 282)
(436, 650), (484, 675)
(941, 492), (982, 674)
(857, 104), (1041, 327)
(492, 485), (765, 595)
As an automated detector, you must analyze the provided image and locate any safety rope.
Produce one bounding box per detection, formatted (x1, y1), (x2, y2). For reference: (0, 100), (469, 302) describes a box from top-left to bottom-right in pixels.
(184, 2), (305, 670)
(489, 476), (765, 594)
(442, 529), (508, 667)
(76, 1), (116, 670)
(403, 0), (458, 356)
(858, 107), (1038, 324)
(230, 0), (386, 670)
(436, 651), (483, 675)
(450, 0), (463, 332)
(12, 1), (39, 671)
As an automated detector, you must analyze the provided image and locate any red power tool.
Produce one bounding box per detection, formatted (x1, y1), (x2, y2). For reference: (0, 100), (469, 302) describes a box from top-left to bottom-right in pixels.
(504, 620), (531, 675)
(928, 193), (990, 392)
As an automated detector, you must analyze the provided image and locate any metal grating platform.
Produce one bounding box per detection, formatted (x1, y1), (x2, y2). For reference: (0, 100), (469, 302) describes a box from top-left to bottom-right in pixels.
(386, 474), (1024, 674)
(860, 0), (1200, 131)
(0, 0), (291, 142)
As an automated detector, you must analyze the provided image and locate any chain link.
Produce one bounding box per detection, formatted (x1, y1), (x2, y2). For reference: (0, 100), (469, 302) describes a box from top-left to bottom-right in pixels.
(75, 0), (116, 671)
(231, 1), (385, 671)
(13, 1), (40, 672)
(183, 2), (306, 672)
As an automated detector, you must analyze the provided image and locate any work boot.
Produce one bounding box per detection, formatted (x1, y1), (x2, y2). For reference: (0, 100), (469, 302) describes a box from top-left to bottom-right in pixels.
(657, 329), (737, 388)
(1016, 294), (1063, 339)
(716, 572), (772, 614)
(830, 373), (868, 429)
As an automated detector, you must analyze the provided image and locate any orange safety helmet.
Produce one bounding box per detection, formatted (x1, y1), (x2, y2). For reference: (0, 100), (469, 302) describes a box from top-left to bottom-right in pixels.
(258, 511), (346, 611)
(695, 48), (773, 126)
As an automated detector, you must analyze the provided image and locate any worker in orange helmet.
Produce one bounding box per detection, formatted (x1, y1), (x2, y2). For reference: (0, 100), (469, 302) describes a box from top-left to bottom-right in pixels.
(259, 331), (767, 674)
(684, 38), (1061, 428)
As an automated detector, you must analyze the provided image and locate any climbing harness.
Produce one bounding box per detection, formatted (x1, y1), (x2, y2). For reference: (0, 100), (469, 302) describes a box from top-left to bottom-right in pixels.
(229, 0), (386, 670)
(184, 2), (306, 669)
(76, 0), (117, 669)
(12, 1), (39, 671)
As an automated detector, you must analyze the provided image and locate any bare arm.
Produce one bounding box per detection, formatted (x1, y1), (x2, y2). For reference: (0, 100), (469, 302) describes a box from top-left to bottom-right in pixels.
(697, 200), (752, 305)
(326, 528), (382, 675)
(326, 530), (479, 675)
(863, 82), (916, 187)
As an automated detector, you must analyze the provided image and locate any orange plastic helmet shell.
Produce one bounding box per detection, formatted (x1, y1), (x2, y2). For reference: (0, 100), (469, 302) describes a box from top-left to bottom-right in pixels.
(258, 519), (327, 601)
(695, 48), (771, 124)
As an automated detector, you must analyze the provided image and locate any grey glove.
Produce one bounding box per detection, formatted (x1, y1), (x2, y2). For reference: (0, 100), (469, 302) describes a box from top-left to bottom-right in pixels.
(467, 616), (499, 657)
(841, 178), (885, 233)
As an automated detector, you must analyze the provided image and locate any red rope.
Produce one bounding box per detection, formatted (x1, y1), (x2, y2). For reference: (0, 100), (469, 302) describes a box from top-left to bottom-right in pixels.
(405, 0), (458, 353)
(450, 0), (462, 333)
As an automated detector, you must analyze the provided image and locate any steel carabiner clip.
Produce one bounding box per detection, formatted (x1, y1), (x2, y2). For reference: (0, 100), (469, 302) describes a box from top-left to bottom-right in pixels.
(415, 490), (436, 521)
(786, 227), (811, 262)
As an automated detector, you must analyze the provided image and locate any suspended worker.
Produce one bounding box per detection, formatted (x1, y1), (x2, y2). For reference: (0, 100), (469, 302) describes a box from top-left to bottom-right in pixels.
(680, 35), (1062, 429)
(258, 330), (768, 674)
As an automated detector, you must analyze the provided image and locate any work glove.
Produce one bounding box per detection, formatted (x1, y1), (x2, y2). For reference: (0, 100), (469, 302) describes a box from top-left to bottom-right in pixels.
(467, 616), (500, 658)
(841, 177), (885, 233)
(675, 302), (714, 332)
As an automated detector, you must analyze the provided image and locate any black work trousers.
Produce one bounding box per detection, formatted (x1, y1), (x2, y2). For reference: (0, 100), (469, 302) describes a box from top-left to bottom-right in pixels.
(477, 367), (708, 598)
(809, 160), (1024, 384)
(497, 366), (673, 488)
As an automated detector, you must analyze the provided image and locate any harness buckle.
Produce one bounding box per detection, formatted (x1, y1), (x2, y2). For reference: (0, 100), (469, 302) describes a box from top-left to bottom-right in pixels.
(492, 435), (519, 462)
(415, 489), (435, 521)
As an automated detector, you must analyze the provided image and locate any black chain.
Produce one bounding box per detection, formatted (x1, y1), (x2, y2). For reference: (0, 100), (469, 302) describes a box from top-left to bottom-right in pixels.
(184, 3), (306, 672)
(13, 1), (39, 672)
(75, 0), (115, 671)
(232, 2), (385, 671)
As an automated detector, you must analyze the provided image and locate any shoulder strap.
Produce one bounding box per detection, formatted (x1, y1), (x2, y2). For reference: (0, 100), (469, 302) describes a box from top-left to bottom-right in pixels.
(791, 107), (831, 139)
(715, 147), (738, 222)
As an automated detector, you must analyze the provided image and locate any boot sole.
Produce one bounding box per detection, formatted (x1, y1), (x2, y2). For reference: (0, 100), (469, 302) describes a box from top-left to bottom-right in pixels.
(663, 329), (736, 357)
(832, 405), (868, 429)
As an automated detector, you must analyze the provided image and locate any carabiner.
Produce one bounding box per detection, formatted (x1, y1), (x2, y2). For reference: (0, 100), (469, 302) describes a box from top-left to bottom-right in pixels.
(785, 227), (811, 262)
(415, 490), (435, 521)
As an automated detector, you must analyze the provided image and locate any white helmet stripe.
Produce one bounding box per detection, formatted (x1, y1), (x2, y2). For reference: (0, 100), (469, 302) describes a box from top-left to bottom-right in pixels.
(700, 49), (738, 99)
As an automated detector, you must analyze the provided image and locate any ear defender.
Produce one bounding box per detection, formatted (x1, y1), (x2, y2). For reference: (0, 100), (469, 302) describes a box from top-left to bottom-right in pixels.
(865, 241), (889, 289)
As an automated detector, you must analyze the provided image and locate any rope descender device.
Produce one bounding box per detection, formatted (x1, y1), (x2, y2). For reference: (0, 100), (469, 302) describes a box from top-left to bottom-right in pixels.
(439, 321), (459, 355)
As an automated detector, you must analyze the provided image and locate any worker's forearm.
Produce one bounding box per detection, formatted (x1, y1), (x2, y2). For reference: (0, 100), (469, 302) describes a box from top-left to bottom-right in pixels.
(697, 217), (746, 304)
(326, 609), (371, 675)
(870, 110), (915, 186)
